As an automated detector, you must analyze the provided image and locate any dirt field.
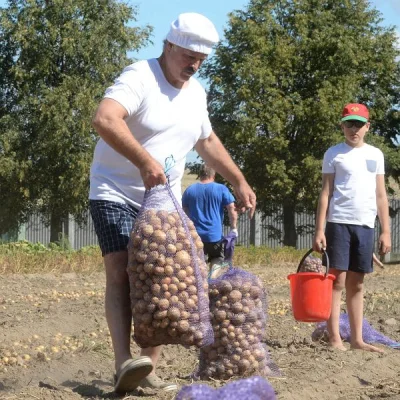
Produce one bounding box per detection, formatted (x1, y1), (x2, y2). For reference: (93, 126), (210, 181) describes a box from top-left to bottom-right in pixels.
(0, 262), (399, 400)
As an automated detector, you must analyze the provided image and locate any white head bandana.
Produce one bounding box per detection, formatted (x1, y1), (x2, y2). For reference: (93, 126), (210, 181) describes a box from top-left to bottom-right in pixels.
(166, 13), (219, 55)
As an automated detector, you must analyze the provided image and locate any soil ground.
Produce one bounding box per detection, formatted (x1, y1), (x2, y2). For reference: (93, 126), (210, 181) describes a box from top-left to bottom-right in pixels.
(0, 262), (399, 400)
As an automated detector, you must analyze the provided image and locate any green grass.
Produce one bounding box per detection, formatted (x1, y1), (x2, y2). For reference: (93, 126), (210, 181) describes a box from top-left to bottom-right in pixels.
(0, 240), (306, 274)
(234, 245), (306, 267)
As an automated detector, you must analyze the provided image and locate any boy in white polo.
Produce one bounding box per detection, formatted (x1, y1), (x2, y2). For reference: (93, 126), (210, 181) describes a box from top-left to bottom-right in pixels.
(313, 103), (391, 352)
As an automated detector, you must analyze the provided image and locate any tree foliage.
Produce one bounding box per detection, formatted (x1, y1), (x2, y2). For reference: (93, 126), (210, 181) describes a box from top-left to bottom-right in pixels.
(0, 0), (152, 239)
(202, 0), (400, 246)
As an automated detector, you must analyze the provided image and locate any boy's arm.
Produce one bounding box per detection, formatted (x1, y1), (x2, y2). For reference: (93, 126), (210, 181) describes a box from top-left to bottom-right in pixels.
(313, 173), (334, 251)
(376, 174), (391, 255)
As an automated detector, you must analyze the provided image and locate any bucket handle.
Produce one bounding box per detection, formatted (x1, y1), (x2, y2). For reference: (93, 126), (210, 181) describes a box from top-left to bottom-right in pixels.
(296, 248), (330, 276)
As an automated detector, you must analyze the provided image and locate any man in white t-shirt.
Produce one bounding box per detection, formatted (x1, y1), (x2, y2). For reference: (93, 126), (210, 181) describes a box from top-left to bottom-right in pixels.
(89, 13), (256, 394)
(313, 103), (391, 353)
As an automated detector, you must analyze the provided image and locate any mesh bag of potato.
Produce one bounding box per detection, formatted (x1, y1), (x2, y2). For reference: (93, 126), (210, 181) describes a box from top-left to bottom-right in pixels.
(127, 183), (213, 348)
(298, 255), (324, 273)
(298, 249), (324, 273)
(195, 268), (280, 380)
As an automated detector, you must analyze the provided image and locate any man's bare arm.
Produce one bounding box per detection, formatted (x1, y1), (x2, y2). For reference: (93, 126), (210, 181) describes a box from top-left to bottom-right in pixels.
(92, 98), (166, 189)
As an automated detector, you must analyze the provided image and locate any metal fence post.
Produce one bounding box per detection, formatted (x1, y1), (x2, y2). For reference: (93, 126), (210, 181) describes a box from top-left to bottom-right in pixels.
(67, 214), (75, 250)
(250, 211), (261, 246)
(17, 224), (26, 241)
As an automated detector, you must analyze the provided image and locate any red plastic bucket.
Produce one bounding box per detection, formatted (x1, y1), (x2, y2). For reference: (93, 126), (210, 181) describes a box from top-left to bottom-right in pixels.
(287, 249), (335, 322)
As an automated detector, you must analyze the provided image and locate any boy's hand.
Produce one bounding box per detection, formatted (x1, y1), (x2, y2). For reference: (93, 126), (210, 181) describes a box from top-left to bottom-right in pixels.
(379, 232), (391, 256)
(313, 231), (326, 253)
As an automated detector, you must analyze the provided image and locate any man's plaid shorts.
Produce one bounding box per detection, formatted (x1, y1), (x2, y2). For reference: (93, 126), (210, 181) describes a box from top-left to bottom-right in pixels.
(89, 200), (139, 256)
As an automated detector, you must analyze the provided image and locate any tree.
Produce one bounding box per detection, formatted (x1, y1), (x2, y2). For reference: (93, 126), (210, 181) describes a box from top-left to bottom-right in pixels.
(202, 0), (400, 247)
(0, 0), (152, 241)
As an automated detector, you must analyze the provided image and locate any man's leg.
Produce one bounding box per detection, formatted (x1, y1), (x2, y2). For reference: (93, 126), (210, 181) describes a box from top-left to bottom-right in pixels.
(346, 271), (383, 352)
(91, 200), (177, 391)
(327, 269), (347, 350)
(141, 347), (163, 375)
(104, 250), (134, 370)
(104, 250), (164, 371)
(205, 241), (225, 279)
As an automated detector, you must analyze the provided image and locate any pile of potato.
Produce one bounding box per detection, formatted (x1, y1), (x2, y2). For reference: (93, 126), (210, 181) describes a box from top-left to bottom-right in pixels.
(128, 207), (213, 348)
(298, 255), (324, 273)
(196, 269), (277, 380)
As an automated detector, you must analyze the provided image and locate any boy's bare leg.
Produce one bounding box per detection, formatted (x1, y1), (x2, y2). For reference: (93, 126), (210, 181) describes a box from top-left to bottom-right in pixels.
(104, 251), (163, 371)
(327, 269), (347, 350)
(346, 271), (384, 353)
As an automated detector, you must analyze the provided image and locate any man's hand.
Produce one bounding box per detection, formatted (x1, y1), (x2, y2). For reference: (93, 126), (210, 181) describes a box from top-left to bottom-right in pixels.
(233, 182), (256, 219)
(229, 228), (238, 237)
(139, 159), (167, 190)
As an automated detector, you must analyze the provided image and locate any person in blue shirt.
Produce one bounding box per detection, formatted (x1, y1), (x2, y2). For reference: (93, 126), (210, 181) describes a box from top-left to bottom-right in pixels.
(182, 164), (238, 274)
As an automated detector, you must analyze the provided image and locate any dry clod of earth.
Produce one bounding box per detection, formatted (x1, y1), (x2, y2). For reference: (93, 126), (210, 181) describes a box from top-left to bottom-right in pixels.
(0, 263), (399, 399)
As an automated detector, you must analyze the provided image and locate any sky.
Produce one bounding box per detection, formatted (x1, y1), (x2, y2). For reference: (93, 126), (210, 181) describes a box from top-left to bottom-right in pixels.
(131, 0), (400, 61)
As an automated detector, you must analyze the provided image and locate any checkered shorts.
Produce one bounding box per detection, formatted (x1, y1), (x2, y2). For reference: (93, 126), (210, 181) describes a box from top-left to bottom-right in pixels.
(89, 200), (139, 256)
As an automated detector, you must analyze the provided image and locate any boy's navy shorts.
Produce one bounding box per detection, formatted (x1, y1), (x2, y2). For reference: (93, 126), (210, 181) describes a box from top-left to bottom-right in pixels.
(324, 222), (374, 274)
(89, 200), (139, 256)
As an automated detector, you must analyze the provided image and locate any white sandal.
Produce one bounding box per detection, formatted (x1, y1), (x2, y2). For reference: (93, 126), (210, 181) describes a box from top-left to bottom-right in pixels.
(114, 356), (153, 393)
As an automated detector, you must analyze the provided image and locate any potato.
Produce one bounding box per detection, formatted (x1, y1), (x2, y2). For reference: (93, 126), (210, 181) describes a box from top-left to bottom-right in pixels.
(174, 250), (191, 267)
(142, 224), (154, 237)
(153, 229), (167, 244)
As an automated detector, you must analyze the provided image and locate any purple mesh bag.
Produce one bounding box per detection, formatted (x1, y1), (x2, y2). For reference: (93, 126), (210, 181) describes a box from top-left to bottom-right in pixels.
(222, 231), (237, 262)
(195, 267), (280, 380)
(127, 183), (213, 348)
(176, 376), (276, 400)
(312, 313), (400, 349)
(208, 233), (237, 279)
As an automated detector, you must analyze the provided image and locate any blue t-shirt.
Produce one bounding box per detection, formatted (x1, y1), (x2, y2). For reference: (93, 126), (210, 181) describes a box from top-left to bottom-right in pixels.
(182, 182), (235, 242)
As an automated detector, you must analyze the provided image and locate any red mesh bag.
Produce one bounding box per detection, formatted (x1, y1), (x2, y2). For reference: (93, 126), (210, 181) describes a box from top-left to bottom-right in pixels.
(127, 183), (213, 348)
(195, 268), (280, 380)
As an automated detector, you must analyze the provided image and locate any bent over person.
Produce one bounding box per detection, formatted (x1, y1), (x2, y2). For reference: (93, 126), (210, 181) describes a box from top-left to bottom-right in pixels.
(183, 164), (238, 277)
(89, 12), (256, 394)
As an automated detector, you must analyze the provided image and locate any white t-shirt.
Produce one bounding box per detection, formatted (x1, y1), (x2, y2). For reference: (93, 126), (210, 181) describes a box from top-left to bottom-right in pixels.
(89, 59), (212, 209)
(322, 142), (385, 228)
